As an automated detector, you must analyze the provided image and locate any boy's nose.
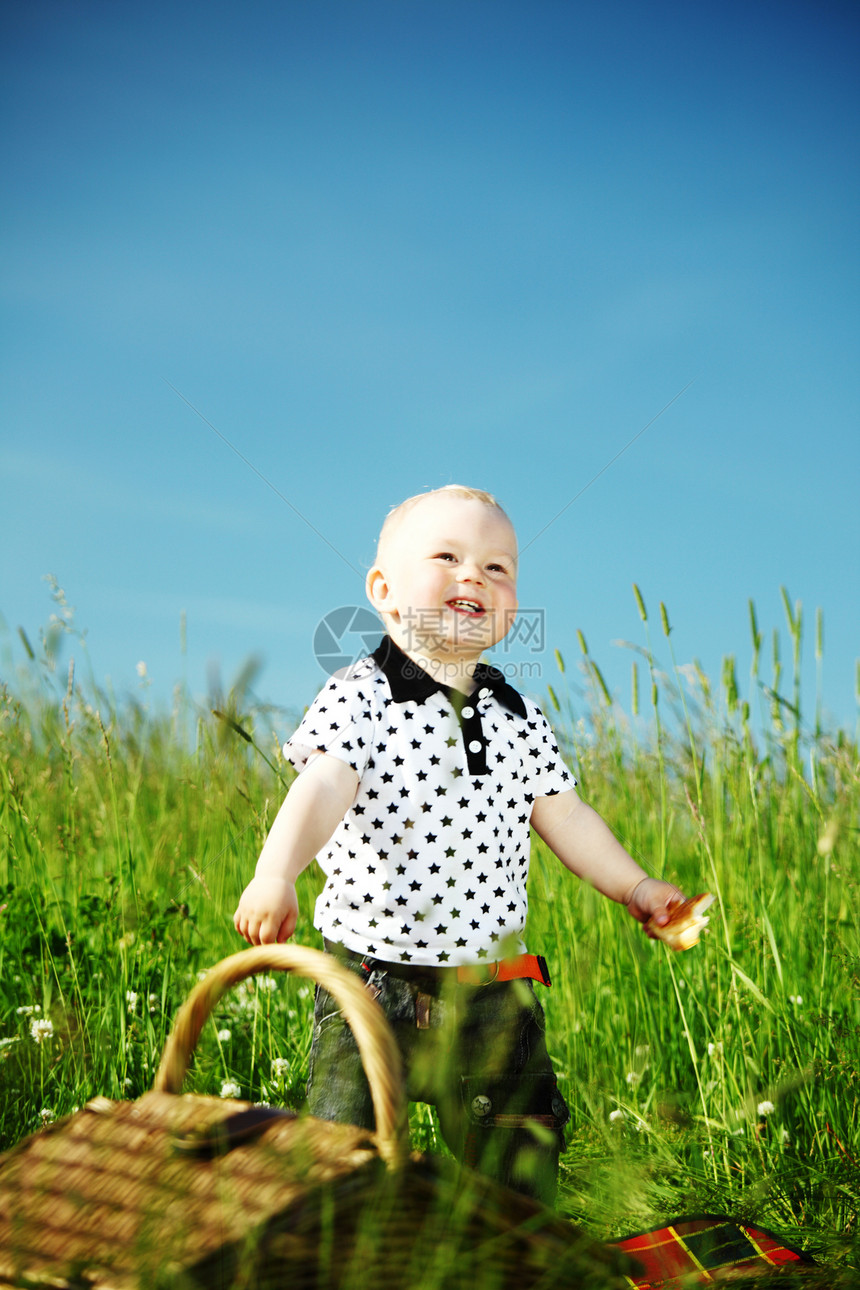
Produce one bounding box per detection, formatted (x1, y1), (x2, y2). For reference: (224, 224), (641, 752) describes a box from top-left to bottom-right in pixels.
(457, 563), (484, 584)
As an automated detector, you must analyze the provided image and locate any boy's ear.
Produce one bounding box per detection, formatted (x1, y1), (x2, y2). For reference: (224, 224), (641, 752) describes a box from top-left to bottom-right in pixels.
(366, 565), (391, 613)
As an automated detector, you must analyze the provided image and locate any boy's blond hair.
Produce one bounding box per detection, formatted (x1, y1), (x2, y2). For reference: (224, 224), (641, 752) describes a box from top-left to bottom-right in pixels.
(376, 485), (512, 562)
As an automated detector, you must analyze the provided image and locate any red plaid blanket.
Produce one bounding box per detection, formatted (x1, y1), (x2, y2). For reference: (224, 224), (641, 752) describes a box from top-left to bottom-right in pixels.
(612, 1214), (814, 1286)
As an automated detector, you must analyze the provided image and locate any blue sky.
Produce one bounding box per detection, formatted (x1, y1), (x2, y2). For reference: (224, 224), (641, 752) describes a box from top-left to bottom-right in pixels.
(2, 0), (858, 737)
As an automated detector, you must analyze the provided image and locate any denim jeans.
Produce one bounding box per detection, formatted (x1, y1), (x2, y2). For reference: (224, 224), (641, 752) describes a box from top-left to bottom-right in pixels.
(306, 946), (570, 1206)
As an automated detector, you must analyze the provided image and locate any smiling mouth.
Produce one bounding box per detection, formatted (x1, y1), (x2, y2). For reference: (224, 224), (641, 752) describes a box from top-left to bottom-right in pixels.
(447, 598), (486, 615)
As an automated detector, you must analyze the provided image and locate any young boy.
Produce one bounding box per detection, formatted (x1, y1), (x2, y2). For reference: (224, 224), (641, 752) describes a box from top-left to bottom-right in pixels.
(234, 485), (684, 1204)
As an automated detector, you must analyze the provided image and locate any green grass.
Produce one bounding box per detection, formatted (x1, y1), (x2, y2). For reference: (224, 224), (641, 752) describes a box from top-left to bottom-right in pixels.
(1, 587), (858, 1282)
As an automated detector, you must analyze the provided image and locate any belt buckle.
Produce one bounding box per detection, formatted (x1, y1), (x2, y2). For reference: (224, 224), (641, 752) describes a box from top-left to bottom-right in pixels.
(483, 961), (501, 985)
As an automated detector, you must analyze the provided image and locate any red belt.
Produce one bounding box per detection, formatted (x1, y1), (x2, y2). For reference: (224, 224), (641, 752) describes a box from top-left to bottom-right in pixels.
(456, 954), (551, 987)
(326, 940), (552, 989)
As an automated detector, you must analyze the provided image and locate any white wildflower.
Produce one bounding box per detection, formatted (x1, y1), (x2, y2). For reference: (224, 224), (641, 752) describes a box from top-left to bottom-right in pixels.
(634, 1044), (650, 1058)
(39, 1107), (55, 1124)
(30, 1018), (54, 1044)
(217, 1029), (232, 1044)
(220, 1080), (242, 1100)
(125, 991), (138, 1011)
(136, 661), (148, 679)
(625, 1071), (641, 1087)
(780, 1128), (791, 1146)
(707, 1042), (723, 1058)
(16, 1005), (41, 1016)
(609, 1109), (626, 1123)
(757, 1100), (775, 1117)
(232, 982), (255, 1014)
(788, 995), (803, 1006)
(148, 994), (158, 1013)
(271, 1057), (291, 1081)
(256, 976), (277, 993)
(123, 1078), (134, 1091)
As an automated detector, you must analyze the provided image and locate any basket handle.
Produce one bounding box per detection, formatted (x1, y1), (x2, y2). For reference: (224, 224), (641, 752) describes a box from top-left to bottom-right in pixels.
(152, 944), (409, 1170)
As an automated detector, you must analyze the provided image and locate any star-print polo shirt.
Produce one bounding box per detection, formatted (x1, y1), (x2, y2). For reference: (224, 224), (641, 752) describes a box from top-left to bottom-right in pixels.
(285, 636), (575, 966)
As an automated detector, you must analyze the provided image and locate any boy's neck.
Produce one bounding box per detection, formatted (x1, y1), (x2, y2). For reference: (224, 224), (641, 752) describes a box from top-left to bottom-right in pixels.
(389, 635), (480, 695)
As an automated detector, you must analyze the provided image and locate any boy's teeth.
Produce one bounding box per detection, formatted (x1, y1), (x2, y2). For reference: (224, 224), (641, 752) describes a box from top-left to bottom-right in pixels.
(449, 599), (482, 611)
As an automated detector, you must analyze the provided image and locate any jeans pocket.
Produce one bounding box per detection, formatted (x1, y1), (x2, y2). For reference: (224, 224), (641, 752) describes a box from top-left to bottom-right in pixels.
(461, 1073), (569, 1131)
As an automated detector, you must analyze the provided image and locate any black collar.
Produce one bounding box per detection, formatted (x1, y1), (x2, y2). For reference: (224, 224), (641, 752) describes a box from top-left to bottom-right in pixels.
(371, 636), (527, 718)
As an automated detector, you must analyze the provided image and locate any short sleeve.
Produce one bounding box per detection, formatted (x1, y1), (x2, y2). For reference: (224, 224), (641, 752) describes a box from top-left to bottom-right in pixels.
(522, 699), (576, 798)
(284, 673), (376, 777)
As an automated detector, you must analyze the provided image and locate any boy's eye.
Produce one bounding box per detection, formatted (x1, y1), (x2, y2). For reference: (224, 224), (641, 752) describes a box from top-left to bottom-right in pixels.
(434, 552), (456, 562)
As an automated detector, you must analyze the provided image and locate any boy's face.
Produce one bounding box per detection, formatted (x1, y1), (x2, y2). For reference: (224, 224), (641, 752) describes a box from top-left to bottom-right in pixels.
(367, 495), (519, 662)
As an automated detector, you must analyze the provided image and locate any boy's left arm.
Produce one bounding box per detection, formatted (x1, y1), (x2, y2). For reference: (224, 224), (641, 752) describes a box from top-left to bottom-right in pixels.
(531, 788), (685, 935)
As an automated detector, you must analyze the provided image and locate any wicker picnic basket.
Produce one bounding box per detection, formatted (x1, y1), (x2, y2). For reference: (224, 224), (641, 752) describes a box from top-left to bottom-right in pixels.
(0, 945), (632, 1290)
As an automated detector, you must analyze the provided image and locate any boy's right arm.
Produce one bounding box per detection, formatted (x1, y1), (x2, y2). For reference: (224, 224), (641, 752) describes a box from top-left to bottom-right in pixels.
(233, 753), (359, 946)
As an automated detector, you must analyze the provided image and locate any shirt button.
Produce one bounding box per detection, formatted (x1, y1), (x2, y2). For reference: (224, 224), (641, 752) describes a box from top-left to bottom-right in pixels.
(478, 688), (491, 699)
(468, 739), (482, 753)
(461, 706), (474, 719)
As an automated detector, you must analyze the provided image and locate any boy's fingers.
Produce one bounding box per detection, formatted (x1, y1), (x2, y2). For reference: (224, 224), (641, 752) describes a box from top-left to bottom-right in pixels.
(643, 886), (688, 933)
(259, 919), (279, 945)
(235, 910), (261, 945)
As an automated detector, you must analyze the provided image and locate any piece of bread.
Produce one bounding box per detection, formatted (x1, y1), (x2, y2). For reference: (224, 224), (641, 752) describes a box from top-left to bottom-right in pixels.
(645, 893), (715, 950)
